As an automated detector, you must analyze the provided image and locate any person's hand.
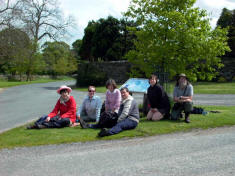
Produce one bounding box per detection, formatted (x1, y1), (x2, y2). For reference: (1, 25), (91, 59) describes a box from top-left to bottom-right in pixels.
(45, 116), (50, 122)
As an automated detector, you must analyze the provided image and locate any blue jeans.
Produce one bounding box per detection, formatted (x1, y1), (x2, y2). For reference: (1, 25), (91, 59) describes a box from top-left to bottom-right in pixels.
(108, 118), (138, 135)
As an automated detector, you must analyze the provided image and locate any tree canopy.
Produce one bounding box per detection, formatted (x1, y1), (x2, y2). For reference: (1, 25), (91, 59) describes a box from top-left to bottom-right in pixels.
(217, 8), (235, 58)
(125, 0), (230, 81)
(42, 41), (77, 76)
(79, 16), (137, 62)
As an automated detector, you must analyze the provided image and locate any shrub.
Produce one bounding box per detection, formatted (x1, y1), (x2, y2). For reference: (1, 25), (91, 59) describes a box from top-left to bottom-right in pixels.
(76, 62), (108, 87)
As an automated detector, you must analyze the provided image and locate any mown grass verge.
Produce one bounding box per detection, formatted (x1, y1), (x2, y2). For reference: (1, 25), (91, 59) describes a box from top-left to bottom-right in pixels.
(0, 76), (74, 88)
(75, 81), (235, 94)
(0, 105), (234, 150)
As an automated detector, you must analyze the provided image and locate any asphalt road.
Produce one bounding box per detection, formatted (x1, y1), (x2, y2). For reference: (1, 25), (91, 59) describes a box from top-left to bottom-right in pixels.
(0, 126), (235, 176)
(1, 80), (235, 133)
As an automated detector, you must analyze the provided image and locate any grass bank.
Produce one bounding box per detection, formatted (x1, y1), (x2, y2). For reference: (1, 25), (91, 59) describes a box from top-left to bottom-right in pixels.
(0, 76), (74, 88)
(75, 81), (235, 94)
(0, 105), (234, 150)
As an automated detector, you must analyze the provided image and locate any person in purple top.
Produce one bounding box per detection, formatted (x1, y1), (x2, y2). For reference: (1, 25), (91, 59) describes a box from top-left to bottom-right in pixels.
(105, 79), (121, 113)
(79, 79), (121, 129)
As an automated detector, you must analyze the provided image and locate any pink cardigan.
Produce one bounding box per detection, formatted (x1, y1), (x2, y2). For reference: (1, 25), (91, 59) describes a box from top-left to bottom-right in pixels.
(105, 89), (121, 113)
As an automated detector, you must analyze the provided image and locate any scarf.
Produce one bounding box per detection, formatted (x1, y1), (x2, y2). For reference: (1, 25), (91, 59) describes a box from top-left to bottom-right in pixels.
(60, 96), (70, 106)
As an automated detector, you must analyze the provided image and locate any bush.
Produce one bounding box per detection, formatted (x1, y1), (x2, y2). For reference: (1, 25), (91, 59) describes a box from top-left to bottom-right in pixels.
(76, 62), (108, 87)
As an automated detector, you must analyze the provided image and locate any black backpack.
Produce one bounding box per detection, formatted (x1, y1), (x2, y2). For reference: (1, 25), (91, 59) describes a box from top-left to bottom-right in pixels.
(98, 111), (118, 128)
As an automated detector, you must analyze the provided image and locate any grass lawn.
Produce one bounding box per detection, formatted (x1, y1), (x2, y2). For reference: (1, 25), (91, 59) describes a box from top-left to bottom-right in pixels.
(0, 76), (74, 88)
(0, 105), (234, 150)
(75, 81), (235, 94)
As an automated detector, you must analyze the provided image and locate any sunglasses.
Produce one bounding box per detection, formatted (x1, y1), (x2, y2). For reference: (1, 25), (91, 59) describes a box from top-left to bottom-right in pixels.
(89, 90), (95, 92)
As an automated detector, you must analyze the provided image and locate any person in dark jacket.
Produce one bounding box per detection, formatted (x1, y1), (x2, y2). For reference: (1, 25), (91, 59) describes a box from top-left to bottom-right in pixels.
(147, 74), (170, 121)
(98, 87), (139, 137)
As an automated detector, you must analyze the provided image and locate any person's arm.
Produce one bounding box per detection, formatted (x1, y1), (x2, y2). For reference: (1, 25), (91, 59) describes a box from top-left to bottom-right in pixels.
(95, 97), (102, 122)
(47, 99), (60, 118)
(113, 89), (121, 112)
(77, 98), (86, 119)
(117, 99), (131, 122)
(105, 91), (109, 111)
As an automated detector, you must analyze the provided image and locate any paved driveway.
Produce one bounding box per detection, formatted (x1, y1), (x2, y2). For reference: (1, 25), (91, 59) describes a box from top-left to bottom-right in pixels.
(0, 126), (235, 176)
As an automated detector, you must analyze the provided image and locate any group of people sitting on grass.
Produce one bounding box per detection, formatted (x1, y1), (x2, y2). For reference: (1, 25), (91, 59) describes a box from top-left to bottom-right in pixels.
(27, 73), (193, 137)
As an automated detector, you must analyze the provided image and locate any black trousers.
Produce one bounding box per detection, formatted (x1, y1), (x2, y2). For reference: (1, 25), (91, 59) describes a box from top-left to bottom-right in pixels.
(35, 115), (70, 128)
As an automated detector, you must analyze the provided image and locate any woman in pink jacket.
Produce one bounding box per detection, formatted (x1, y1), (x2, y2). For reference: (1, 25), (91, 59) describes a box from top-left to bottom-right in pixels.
(105, 79), (121, 113)
(27, 85), (76, 129)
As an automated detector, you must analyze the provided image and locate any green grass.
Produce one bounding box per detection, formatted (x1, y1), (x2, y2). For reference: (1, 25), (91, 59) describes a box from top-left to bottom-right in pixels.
(168, 81), (235, 94)
(193, 82), (235, 94)
(0, 105), (235, 150)
(74, 85), (122, 93)
(0, 76), (74, 88)
(75, 82), (235, 94)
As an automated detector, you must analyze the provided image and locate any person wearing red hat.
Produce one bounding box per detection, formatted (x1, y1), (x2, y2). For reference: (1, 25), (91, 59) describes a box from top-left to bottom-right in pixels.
(27, 85), (77, 129)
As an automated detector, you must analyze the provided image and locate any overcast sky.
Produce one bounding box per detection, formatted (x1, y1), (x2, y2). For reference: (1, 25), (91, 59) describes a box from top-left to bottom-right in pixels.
(58, 0), (235, 45)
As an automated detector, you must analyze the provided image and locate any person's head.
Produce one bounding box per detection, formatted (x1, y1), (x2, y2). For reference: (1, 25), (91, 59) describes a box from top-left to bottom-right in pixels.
(106, 79), (117, 92)
(57, 85), (72, 100)
(120, 87), (130, 100)
(149, 74), (158, 86)
(88, 86), (96, 98)
(176, 73), (188, 87)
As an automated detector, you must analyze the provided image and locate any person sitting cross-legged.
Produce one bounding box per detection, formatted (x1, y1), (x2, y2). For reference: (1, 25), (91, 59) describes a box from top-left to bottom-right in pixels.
(171, 73), (193, 123)
(77, 86), (102, 125)
(98, 87), (139, 137)
(27, 85), (77, 129)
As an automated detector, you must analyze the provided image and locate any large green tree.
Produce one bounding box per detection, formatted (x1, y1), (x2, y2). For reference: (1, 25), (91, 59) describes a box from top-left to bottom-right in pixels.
(125, 0), (230, 81)
(42, 41), (77, 76)
(79, 16), (137, 62)
(217, 8), (235, 57)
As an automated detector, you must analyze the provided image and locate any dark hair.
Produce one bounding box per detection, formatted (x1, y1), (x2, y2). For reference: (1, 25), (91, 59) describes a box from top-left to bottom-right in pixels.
(106, 79), (117, 89)
(120, 87), (129, 92)
(149, 74), (158, 84)
(88, 85), (96, 91)
(60, 89), (69, 94)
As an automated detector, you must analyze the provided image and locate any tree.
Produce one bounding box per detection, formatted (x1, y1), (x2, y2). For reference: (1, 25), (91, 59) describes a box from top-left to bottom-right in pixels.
(42, 41), (77, 76)
(72, 39), (82, 60)
(79, 16), (137, 62)
(0, 28), (30, 75)
(125, 0), (230, 81)
(0, 28), (45, 79)
(0, 0), (20, 28)
(217, 8), (235, 57)
(14, 0), (74, 80)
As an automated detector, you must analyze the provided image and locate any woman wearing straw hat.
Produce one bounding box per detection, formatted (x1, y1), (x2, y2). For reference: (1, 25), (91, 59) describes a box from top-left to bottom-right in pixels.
(27, 85), (77, 129)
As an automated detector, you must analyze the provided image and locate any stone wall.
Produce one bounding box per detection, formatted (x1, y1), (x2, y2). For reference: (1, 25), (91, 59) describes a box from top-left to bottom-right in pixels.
(77, 61), (131, 85)
(93, 61), (131, 84)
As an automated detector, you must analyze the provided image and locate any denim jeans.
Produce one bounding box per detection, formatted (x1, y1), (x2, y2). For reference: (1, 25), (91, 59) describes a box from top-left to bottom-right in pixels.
(108, 118), (138, 135)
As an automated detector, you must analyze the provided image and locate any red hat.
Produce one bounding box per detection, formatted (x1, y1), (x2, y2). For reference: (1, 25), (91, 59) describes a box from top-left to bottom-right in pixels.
(57, 85), (72, 94)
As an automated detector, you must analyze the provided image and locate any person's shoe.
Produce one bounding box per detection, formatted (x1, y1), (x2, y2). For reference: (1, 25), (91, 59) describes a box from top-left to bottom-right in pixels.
(185, 116), (190, 123)
(79, 118), (89, 129)
(98, 128), (110, 137)
(36, 124), (47, 129)
(26, 124), (37, 129)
